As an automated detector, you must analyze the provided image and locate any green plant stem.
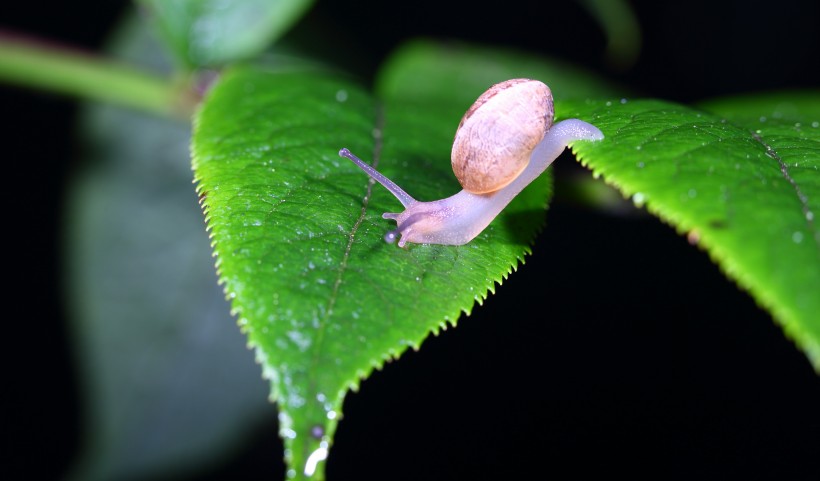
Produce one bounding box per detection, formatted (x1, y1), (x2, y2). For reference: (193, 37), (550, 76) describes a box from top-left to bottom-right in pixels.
(578, 0), (641, 70)
(0, 34), (183, 116)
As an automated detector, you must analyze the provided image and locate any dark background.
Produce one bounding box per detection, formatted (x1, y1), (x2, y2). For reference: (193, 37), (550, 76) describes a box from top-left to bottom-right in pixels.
(2, 1), (819, 480)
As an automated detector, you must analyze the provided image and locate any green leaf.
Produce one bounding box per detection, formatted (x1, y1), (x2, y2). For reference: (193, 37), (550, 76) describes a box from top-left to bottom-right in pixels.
(377, 38), (622, 104)
(69, 102), (273, 481)
(191, 66), (556, 478)
(566, 95), (820, 369)
(138, 0), (314, 67)
(66, 15), (271, 481)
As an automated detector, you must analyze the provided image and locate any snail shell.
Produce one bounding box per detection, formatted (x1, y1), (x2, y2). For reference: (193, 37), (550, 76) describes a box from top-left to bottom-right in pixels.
(451, 79), (554, 194)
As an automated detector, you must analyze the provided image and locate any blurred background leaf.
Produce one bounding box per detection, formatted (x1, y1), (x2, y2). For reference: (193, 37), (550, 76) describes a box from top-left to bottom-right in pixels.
(137, 0), (315, 68)
(64, 15), (273, 481)
(376, 38), (622, 104)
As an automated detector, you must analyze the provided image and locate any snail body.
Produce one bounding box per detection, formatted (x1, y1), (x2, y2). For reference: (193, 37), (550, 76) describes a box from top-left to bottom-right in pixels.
(339, 79), (604, 247)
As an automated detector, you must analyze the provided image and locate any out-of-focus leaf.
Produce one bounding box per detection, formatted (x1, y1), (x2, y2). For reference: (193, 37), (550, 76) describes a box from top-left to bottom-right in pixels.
(138, 0), (315, 67)
(376, 38), (622, 105)
(66, 15), (271, 481)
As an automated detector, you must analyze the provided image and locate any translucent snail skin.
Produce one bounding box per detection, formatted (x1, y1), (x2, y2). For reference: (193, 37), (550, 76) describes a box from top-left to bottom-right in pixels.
(340, 79), (604, 247)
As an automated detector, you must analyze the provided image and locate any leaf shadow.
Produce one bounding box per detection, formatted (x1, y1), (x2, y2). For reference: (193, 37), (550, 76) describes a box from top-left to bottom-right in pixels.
(495, 208), (547, 247)
(311, 176), (404, 255)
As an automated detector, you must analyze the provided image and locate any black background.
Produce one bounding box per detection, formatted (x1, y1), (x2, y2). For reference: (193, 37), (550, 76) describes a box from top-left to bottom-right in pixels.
(2, 1), (819, 480)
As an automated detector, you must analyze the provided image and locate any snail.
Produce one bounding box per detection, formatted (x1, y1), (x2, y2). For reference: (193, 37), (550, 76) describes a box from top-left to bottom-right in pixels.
(339, 78), (604, 247)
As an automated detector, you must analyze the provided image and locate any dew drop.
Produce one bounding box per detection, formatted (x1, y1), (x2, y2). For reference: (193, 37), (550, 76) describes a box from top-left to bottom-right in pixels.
(687, 230), (700, 245)
(759, 116), (767, 123)
(636, 161), (645, 168)
(620, 98), (628, 104)
(635, 145), (642, 151)
(807, 211), (815, 221)
(304, 445), (329, 477)
(632, 192), (646, 207)
(812, 121), (819, 128)
(792, 231), (804, 244)
(605, 100), (612, 106)
(688, 189), (697, 198)
(335, 89), (348, 102)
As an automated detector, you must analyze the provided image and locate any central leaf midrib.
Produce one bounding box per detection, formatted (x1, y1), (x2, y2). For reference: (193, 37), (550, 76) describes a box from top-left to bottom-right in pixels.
(302, 102), (386, 447)
(321, 109), (385, 332)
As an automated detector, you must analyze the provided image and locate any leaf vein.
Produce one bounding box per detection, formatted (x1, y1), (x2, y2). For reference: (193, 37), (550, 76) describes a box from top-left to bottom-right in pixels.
(300, 104), (385, 449)
(751, 131), (819, 249)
